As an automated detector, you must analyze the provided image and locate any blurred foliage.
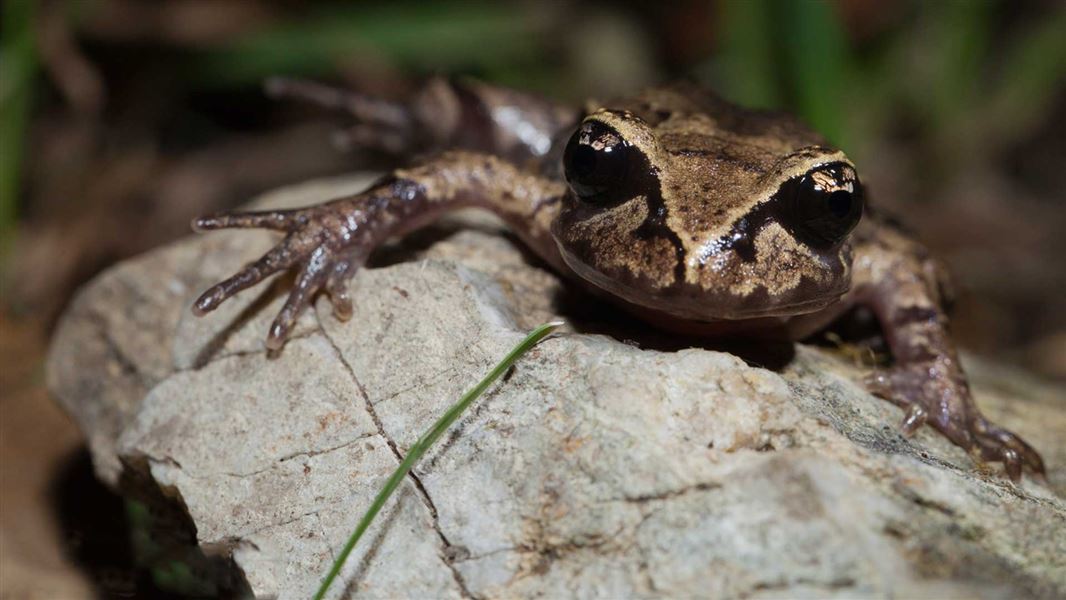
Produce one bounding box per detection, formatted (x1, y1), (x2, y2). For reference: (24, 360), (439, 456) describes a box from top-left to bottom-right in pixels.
(193, 2), (556, 90)
(33, 0), (1058, 168)
(3, 5), (1063, 596)
(974, 7), (1066, 144)
(181, 0), (1066, 164)
(3, 0), (1065, 364)
(702, 0), (1066, 164)
(705, 0), (852, 146)
(6, 1), (1063, 200)
(0, 0), (37, 252)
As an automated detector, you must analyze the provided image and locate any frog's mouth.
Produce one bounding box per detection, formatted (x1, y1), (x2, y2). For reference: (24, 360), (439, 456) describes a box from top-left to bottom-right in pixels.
(633, 286), (846, 322)
(713, 295), (845, 318)
(559, 244), (849, 323)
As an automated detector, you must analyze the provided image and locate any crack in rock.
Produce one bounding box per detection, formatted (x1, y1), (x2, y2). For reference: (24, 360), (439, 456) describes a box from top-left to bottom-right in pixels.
(217, 432), (381, 479)
(319, 320), (476, 599)
(616, 481), (722, 504)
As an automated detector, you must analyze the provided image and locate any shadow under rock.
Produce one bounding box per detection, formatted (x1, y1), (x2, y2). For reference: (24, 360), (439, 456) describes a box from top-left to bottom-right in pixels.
(50, 448), (252, 599)
(49, 448), (187, 599)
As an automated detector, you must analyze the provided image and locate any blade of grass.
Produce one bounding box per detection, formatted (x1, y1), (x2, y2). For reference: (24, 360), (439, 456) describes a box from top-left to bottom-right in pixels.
(313, 320), (563, 600)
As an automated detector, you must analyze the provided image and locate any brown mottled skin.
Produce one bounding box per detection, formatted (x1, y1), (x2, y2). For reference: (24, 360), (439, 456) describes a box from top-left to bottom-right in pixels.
(192, 78), (1044, 481)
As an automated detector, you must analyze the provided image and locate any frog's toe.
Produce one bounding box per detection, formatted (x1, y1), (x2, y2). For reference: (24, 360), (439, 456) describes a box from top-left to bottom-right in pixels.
(899, 403), (928, 437)
(332, 124), (411, 154)
(265, 77), (407, 126)
(863, 367), (947, 437)
(975, 420), (1046, 480)
(192, 209), (298, 232)
(325, 262), (356, 321)
(863, 370), (906, 408)
(193, 243), (297, 315)
(976, 436), (1023, 481)
(266, 257), (332, 351)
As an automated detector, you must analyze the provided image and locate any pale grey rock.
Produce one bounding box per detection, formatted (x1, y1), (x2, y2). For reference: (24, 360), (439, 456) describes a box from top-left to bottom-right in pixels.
(48, 175), (1066, 599)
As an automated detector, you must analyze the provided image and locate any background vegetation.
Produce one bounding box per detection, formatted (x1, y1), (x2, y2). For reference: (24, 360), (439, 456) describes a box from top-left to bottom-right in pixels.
(1, 1), (1063, 596)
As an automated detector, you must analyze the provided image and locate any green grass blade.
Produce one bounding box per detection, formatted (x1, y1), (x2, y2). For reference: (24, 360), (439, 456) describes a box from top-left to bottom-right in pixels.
(312, 321), (563, 600)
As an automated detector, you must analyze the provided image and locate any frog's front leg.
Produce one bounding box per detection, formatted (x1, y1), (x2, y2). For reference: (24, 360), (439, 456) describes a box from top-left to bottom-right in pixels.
(192, 151), (568, 349)
(850, 221), (1045, 480)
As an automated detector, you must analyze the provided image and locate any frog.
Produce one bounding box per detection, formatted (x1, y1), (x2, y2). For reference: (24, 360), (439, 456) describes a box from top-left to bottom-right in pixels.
(190, 77), (1045, 481)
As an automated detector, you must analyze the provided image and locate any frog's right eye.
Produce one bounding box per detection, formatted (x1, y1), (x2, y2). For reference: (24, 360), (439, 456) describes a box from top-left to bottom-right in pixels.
(781, 163), (864, 248)
(563, 121), (631, 202)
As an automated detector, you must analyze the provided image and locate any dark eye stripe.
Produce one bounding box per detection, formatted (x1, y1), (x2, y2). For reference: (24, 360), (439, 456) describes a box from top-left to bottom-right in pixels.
(701, 162), (862, 264)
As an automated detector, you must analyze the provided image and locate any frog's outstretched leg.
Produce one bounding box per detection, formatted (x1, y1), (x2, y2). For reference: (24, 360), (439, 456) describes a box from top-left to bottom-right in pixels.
(266, 76), (578, 162)
(265, 77), (413, 154)
(852, 220), (1045, 480)
(191, 151), (568, 350)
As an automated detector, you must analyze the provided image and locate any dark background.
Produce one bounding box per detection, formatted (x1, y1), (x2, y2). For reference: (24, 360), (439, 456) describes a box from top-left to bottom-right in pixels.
(1, 0), (1064, 597)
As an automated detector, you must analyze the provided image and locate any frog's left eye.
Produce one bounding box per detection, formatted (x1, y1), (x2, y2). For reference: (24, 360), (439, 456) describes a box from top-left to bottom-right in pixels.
(782, 163), (864, 247)
(563, 121), (632, 203)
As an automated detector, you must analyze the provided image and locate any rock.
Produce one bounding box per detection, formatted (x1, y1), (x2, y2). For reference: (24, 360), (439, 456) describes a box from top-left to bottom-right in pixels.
(48, 175), (1066, 599)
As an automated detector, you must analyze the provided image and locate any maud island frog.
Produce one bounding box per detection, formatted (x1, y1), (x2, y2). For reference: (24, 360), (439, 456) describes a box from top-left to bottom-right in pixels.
(190, 78), (1045, 481)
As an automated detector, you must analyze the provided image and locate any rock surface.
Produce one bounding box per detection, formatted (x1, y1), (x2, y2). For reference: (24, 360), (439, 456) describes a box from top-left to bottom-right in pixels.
(49, 175), (1066, 599)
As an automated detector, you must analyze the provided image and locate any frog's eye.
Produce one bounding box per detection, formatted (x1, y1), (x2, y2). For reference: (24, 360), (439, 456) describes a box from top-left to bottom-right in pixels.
(783, 163), (864, 247)
(563, 121), (631, 202)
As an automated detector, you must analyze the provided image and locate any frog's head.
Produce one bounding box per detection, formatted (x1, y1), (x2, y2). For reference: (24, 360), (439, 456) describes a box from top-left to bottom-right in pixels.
(552, 84), (863, 322)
